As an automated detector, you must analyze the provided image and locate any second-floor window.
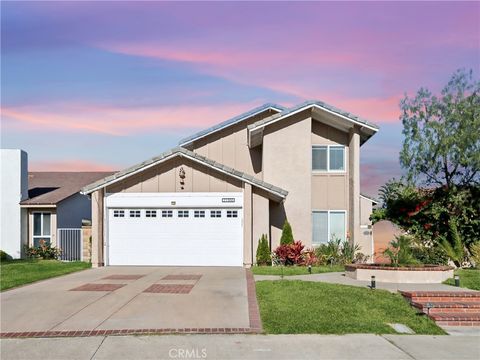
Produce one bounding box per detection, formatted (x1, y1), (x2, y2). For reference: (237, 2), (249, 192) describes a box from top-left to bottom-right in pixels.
(312, 145), (345, 172)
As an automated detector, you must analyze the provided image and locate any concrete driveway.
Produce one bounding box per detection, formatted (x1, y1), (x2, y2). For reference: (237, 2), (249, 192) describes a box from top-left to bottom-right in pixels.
(1, 266), (256, 335)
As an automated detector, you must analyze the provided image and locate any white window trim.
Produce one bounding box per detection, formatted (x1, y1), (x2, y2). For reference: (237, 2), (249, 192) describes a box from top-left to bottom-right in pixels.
(32, 211), (52, 245)
(311, 210), (347, 246)
(312, 145), (346, 173)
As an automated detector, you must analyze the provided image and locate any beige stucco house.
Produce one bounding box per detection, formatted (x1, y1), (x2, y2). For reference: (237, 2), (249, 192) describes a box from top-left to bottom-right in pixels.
(82, 101), (379, 267)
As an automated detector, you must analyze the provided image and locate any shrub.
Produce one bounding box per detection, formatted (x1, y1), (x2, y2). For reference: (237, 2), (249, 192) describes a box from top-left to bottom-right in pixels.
(470, 242), (480, 269)
(279, 220), (294, 245)
(383, 235), (419, 266)
(341, 239), (361, 263)
(0, 250), (12, 261)
(256, 234), (271, 266)
(411, 244), (449, 265)
(274, 241), (304, 265)
(24, 239), (61, 260)
(273, 241), (316, 266)
(315, 236), (363, 265)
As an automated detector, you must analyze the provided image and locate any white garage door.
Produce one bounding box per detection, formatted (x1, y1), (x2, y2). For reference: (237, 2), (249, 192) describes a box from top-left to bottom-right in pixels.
(105, 193), (243, 266)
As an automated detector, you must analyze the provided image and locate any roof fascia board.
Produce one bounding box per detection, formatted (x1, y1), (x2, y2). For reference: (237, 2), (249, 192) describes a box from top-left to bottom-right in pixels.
(20, 204), (57, 208)
(81, 152), (179, 195)
(82, 152), (286, 201)
(179, 105), (284, 147)
(249, 103), (379, 134)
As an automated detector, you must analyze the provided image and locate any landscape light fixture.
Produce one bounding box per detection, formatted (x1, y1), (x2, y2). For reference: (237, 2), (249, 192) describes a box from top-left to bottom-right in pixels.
(371, 275), (376, 289)
(454, 275), (460, 287)
(308, 265), (312, 274)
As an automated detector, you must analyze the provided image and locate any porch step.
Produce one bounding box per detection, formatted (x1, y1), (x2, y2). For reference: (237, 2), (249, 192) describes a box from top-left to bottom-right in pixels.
(411, 301), (480, 314)
(401, 291), (480, 326)
(430, 313), (480, 326)
(400, 291), (480, 303)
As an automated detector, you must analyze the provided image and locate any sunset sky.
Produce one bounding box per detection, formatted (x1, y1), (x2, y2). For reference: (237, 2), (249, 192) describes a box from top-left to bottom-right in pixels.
(1, 1), (479, 196)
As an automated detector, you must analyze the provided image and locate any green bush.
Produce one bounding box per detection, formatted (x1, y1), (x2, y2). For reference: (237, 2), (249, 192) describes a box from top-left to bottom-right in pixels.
(24, 240), (61, 260)
(315, 237), (364, 265)
(280, 220), (294, 245)
(411, 244), (449, 265)
(0, 250), (12, 261)
(383, 235), (419, 266)
(470, 242), (480, 269)
(256, 234), (271, 266)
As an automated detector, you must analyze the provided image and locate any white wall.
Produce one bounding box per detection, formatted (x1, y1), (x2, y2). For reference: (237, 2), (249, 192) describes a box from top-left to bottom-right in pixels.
(0, 149), (28, 258)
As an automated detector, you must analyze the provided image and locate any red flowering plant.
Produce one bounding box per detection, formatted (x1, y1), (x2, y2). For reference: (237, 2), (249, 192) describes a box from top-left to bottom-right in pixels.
(273, 241), (317, 266)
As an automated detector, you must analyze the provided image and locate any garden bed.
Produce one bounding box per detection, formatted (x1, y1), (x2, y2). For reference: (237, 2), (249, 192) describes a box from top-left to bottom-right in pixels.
(345, 263), (454, 283)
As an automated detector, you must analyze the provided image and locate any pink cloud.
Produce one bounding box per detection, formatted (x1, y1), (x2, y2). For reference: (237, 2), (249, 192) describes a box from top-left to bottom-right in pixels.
(1, 102), (262, 135)
(29, 159), (117, 172)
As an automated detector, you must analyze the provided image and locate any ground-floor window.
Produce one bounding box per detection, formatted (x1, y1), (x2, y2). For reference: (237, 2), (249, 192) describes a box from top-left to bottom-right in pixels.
(312, 210), (346, 245)
(33, 212), (51, 246)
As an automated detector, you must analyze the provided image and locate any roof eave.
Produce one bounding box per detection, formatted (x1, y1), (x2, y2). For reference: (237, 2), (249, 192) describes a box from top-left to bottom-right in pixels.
(178, 104), (285, 147)
(81, 150), (287, 202)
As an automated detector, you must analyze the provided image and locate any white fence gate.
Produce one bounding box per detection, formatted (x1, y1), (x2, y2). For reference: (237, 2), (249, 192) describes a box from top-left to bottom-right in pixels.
(57, 228), (82, 261)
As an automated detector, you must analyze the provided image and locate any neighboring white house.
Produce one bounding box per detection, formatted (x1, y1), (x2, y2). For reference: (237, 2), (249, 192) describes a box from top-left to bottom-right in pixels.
(0, 149), (112, 259)
(0, 149), (28, 258)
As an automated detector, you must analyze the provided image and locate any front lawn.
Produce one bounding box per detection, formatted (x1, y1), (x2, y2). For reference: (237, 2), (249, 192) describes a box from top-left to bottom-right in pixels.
(256, 280), (444, 334)
(1, 260), (91, 291)
(443, 268), (480, 291)
(252, 265), (344, 276)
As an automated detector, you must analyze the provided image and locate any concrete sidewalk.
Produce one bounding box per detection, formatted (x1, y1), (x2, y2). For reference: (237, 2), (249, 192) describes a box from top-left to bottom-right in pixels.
(254, 272), (472, 293)
(1, 334), (479, 360)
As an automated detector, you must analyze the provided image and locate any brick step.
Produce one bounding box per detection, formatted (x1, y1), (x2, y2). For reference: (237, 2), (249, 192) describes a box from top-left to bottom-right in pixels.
(429, 313), (480, 326)
(400, 291), (480, 303)
(412, 301), (480, 314)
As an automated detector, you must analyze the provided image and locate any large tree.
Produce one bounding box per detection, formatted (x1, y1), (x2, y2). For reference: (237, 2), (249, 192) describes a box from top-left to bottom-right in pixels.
(400, 69), (480, 188)
(373, 70), (480, 266)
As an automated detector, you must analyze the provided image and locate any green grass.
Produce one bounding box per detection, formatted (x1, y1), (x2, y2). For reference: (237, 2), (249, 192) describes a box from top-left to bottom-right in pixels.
(443, 268), (480, 291)
(256, 280), (445, 335)
(252, 265), (345, 276)
(1, 260), (91, 291)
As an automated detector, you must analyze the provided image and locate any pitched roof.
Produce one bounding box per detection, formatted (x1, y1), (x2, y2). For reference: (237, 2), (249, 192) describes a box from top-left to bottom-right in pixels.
(81, 147), (288, 200)
(178, 103), (286, 146)
(248, 100), (380, 132)
(21, 172), (115, 205)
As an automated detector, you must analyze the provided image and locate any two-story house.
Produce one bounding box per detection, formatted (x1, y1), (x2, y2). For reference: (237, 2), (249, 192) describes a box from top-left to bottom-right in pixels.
(82, 101), (379, 267)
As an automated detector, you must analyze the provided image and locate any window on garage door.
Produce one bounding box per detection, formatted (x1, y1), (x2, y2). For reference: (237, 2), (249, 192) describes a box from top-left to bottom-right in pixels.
(145, 210), (157, 218)
(194, 210), (205, 218)
(178, 210), (189, 218)
(162, 210), (173, 218)
(226, 210), (238, 218)
(210, 210), (221, 218)
(129, 210), (141, 218)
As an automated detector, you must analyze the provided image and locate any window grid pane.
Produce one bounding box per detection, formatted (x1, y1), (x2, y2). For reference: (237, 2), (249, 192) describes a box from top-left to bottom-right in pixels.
(329, 146), (345, 171)
(312, 211), (328, 245)
(330, 212), (346, 241)
(33, 213), (42, 236)
(312, 146), (327, 171)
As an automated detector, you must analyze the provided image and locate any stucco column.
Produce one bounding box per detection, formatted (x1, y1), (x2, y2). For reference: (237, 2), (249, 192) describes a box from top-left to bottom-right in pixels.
(243, 183), (253, 267)
(91, 189), (104, 267)
(348, 127), (360, 246)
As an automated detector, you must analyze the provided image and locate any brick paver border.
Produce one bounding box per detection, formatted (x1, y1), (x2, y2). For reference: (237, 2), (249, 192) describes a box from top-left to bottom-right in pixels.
(245, 269), (262, 332)
(0, 327), (259, 338)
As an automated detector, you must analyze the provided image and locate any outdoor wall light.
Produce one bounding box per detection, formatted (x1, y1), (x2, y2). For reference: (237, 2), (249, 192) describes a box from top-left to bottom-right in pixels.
(371, 275), (376, 289)
(454, 275), (460, 287)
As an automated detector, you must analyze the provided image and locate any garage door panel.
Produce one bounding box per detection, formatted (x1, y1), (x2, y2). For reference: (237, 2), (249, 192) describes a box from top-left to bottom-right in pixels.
(107, 206), (243, 266)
